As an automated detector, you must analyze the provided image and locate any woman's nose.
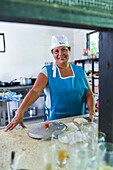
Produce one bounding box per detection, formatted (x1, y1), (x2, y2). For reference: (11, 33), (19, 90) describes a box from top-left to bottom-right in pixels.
(59, 50), (63, 56)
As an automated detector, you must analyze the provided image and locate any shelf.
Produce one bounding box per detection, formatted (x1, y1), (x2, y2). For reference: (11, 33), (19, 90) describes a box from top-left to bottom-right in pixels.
(75, 58), (99, 63)
(0, 87), (44, 126)
(93, 76), (99, 79)
(87, 75), (99, 79)
(0, 85), (33, 90)
(24, 115), (44, 120)
(75, 58), (99, 93)
(23, 109), (44, 120)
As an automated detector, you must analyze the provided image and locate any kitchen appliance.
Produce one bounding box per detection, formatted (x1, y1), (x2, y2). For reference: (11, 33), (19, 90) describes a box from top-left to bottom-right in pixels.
(28, 122), (67, 139)
(0, 81), (9, 87)
(28, 107), (37, 117)
(0, 79), (20, 87)
(20, 77), (32, 85)
(31, 76), (37, 85)
(10, 79), (20, 86)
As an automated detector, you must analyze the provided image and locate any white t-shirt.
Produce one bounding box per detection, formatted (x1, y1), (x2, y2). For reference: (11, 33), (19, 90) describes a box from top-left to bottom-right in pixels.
(40, 67), (51, 109)
(40, 67), (48, 77)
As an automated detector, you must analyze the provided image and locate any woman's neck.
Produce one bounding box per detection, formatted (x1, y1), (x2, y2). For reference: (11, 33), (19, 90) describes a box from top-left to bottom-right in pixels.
(57, 62), (73, 78)
(57, 62), (70, 69)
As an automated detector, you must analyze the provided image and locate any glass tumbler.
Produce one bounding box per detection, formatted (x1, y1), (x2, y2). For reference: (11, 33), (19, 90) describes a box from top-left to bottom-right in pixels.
(70, 142), (89, 170)
(51, 130), (72, 169)
(81, 122), (98, 157)
(98, 131), (106, 143)
(98, 142), (113, 169)
(38, 140), (56, 170)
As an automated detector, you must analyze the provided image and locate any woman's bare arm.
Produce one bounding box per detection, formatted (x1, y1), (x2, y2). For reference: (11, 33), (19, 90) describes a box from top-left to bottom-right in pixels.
(85, 75), (95, 119)
(19, 73), (48, 112)
(4, 73), (48, 131)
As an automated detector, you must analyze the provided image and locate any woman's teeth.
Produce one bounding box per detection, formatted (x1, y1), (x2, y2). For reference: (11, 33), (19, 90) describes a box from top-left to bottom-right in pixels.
(57, 56), (66, 59)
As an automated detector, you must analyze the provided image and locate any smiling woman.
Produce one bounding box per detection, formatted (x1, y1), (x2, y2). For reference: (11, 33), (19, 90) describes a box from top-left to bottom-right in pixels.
(0, 33), (5, 52)
(4, 35), (95, 132)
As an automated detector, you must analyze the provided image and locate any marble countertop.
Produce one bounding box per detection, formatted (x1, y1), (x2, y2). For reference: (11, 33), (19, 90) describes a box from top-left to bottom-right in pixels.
(0, 115), (89, 170)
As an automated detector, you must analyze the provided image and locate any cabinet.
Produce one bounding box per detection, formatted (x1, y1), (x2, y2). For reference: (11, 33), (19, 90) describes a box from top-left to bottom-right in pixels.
(74, 58), (99, 94)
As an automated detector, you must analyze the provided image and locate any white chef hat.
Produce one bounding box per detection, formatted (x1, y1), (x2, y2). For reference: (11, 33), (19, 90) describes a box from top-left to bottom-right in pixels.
(51, 35), (70, 51)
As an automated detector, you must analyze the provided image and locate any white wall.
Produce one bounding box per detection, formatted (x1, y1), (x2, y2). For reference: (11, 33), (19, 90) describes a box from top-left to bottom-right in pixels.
(0, 21), (92, 82)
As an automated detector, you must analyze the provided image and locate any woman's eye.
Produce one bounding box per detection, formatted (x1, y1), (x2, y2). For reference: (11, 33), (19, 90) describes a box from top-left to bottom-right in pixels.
(62, 49), (66, 52)
(62, 48), (68, 52)
(55, 50), (59, 53)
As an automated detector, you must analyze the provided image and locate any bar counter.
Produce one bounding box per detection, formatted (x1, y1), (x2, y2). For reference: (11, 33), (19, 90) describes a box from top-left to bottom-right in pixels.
(0, 115), (89, 170)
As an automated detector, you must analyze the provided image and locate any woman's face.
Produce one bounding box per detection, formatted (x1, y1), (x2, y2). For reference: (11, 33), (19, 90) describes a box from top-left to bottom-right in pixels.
(52, 46), (70, 64)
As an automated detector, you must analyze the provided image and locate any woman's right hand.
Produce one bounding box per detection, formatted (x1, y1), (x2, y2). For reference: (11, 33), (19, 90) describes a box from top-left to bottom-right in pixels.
(4, 109), (26, 132)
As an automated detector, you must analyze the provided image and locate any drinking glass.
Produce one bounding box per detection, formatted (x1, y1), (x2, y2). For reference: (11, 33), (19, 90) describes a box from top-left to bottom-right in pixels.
(57, 129), (87, 169)
(86, 156), (97, 170)
(98, 142), (113, 169)
(52, 132), (71, 169)
(81, 122), (98, 157)
(58, 129), (77, 144)
(55, 142), (70, 169)
(84, 131), (106, 169)
(10, 150), (31, 170)
(38, 140), (56, 170)
(98, 131), (106, 143)
(70, 142), (89, 170)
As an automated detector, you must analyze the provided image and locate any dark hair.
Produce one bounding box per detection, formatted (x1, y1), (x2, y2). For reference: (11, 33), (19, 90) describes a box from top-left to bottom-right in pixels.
(68, 47), (71, 51)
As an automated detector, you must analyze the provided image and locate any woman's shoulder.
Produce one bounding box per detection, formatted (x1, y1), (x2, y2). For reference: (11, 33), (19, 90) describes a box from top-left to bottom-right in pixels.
(42, 64), (53, 69)
(41, 64), (53, 77)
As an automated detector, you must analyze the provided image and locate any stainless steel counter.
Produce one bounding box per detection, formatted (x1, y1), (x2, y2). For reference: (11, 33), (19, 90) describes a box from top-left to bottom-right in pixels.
(0, 85), (44, 126)
(0, 85), (33, 90)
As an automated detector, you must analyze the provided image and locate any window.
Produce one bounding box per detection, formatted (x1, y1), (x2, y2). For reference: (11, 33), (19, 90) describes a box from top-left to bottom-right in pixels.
(0, 33), (5, 52)
(87, 31), (99, 54)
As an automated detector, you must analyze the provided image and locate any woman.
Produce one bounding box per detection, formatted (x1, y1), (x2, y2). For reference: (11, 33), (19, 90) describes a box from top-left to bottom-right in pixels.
(5, 35), (95, 131)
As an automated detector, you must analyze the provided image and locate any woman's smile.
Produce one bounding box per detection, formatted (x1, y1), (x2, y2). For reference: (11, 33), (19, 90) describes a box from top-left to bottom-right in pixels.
(57, 55), (66, 60)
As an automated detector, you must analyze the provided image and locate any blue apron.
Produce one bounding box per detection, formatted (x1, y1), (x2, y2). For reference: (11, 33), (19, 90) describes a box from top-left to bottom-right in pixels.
(44, 63), (88, 121)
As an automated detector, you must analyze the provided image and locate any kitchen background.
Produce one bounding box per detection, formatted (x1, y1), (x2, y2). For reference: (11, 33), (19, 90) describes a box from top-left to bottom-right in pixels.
(0, 21), (98, 127)
(0, 21), (93, 82)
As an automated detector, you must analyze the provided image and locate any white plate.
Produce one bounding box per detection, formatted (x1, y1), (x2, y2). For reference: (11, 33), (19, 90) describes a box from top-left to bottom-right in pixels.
(73, 118), (88, 125)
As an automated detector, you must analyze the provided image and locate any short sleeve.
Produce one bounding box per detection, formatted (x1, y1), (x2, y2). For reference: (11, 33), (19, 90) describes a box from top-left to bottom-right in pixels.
(40, 66), (48, 78)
